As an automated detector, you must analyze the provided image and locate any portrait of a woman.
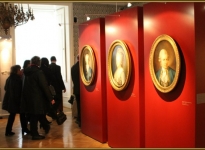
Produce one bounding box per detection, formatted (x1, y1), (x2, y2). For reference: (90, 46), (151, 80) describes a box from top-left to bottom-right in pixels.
(83, 53), (93, 81)
(108, 40), (131, 91)
(113, 47), (125, 86)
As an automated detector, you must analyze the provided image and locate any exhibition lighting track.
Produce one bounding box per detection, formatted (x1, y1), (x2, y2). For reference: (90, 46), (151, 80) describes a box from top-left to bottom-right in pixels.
(85, 14), (120, 17)
(85, 14), (120, 21)
(84, 2), (134, 21)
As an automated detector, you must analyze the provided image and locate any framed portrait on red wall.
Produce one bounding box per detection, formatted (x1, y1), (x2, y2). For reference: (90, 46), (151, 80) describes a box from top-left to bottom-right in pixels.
(80, 45), (96, 86)
(149, 34), (181, 93)
(108, 40), (132, 91)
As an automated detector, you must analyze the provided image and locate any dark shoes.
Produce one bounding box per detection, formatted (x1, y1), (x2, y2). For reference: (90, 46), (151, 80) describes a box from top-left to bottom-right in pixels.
(40, 124), (50, 134)
(32, 135), (45, 140)
(22, 128), (30, 135)
(5, 131), (15, 136)
(68, 95), (74, 104)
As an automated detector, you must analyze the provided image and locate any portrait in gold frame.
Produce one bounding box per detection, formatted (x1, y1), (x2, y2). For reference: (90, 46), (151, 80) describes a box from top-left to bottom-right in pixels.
(149, 34), (181, 93)
(80, 45), (96, 86)
(108, 40), (131, 91)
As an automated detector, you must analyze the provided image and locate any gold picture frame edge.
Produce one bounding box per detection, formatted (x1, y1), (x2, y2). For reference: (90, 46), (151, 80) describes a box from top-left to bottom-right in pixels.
(108, 40), (132, 91)
(149, 34), (181, 93)
(80, 45), (96, 86)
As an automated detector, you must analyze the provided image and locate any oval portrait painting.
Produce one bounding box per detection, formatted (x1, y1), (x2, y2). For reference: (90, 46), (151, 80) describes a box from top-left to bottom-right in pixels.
(108, 40), (131, 91)
(80, 45), (96, 86)
(149, 34), (181, 93)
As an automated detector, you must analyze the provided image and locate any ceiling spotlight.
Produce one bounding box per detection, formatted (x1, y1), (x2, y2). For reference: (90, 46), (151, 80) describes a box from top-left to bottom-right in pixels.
(86, 16), (90, 21)
(127, 3), (132, 7)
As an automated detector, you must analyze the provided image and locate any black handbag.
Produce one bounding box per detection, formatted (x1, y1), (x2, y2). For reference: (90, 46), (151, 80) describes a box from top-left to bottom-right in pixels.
(56, 111), (67, 125)
(48, 85), (56, 96)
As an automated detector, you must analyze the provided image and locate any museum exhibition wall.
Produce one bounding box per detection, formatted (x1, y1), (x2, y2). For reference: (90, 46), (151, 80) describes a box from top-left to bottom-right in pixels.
(105, 6), (144, 148)
(144, 2), (205, 148)
(78, 2), (205, 148)
(79, 18), (107, 143)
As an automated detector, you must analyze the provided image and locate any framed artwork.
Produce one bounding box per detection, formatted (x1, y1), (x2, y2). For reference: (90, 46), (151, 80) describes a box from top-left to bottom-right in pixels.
(80, 45), (96, 86)
(108, 40), (131, 91)
(149, 34), (181, 93)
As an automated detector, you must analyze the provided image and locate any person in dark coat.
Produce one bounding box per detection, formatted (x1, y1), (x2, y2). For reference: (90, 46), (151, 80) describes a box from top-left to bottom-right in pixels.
(40, 57), (55, 123)
(71, 55), (81, 127)
(20, 60), (31, 125)
(20, 60), (30, 79)
(2, 65), (30, 136)
(49, 56), (66, 113)
(22, 56), (55, 140)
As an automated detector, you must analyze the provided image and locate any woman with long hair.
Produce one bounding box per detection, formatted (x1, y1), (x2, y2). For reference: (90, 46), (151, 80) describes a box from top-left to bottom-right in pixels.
(2, 65), (30, 136)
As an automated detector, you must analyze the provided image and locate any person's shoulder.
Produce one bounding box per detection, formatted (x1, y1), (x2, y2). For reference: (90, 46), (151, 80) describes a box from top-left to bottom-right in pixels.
(49, 63), (55, 66)
(52, 63), (60, 68)
(168, 67), (175, 72)
(71, 64), (75, 69)
(156, 68), (161, 75)
(71, 63), (78, 71)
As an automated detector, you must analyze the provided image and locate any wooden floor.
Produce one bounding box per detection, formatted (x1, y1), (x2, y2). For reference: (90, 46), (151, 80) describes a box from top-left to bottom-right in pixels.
(0, 107), (110, 148)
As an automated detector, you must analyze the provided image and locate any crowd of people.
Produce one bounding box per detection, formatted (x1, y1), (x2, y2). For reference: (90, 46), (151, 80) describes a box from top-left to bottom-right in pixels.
(1, 55), (71, 140)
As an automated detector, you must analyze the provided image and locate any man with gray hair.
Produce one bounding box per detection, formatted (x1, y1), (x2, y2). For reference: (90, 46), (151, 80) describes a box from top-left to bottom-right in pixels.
(155, 49), (176, 87)
(22, 56), (55, 140)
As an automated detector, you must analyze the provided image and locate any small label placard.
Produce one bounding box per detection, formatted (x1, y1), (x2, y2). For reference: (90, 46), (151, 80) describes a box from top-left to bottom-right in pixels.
(197, 93), (205, 104)
(182, 101), (192, 106)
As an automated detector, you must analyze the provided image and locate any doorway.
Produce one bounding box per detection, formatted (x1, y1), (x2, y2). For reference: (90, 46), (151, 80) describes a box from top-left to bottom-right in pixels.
(14, 3), (73, 108)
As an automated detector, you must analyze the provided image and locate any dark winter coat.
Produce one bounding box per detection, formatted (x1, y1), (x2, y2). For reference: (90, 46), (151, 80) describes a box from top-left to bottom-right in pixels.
(40, 65), (55, 86)
(2, 74), (22, 113)
(21, 65), (53, 114)
(49, 63), (65, 91)
(40, 65), (56, 111)
(71, 61), (80, 95)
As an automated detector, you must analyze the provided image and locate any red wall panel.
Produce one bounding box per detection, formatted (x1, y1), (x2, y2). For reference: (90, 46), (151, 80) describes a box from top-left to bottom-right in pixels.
(144, 2), (195, 148)
(105, 7), (144, 148)
(79, 18), (107, 143)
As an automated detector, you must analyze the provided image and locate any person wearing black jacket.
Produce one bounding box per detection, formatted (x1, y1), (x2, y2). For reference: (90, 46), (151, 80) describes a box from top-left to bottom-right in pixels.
(20, 60), (31, 127)
(22, 56), (55, 140)
(49, 56), (66, 113)
(71, 55), (81, 127)
(40, 57), (55, 123)
(2, 65), (30, 136)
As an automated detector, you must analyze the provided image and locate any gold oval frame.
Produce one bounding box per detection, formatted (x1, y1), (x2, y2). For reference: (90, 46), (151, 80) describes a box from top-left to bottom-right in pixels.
(80, 45), (96, 86)
(108, 40), (131, 91)
(149, 34), (181, 93)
